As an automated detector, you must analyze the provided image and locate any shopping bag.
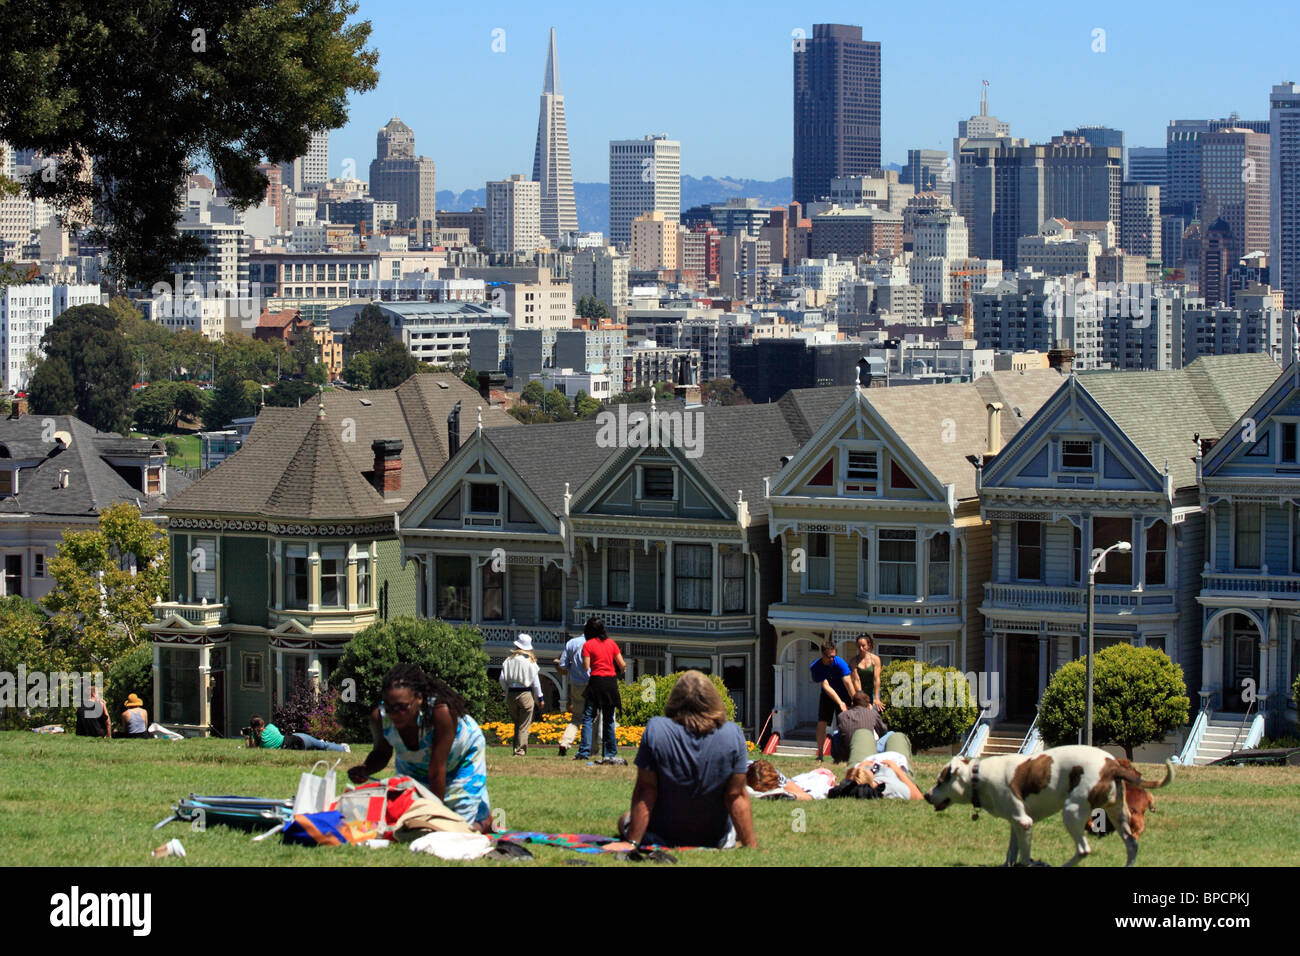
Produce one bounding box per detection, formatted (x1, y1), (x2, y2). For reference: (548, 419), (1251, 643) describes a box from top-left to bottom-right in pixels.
(292, 759), (339, 815)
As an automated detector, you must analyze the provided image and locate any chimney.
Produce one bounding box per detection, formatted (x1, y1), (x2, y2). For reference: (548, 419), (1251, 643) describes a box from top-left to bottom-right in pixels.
(476, 371), (492, 402)
(58, 468), (70, 489)
(370, 439), (403, 496)
(1047, 338), (1075, 375)
(986, 402), (1004, 457)
(8, 396), (27, 419)
(447, 401), (462, 457)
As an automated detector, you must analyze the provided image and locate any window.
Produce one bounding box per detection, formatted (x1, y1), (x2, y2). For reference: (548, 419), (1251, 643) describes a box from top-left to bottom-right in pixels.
(285, 545), (309, 609)
(1061, 439), (1093, 469)
(805, 533), (831, 591)
(540, 565), (564, 622)
(159, 647), (199, 724)
(607, 546), (631, 606)
(193, 537), (217, 601)
(1235, 504), (1261, 570)
(843, 450), (878, 495)
(0, 470), (12, 495)
(435, 556), (471, 619)
(146, 467), (162, 494)
(1145, 521), (1167, 586)
(469, 483), (500, 514)
(33, 553), (44, 578)
(675, 544), (712, 611)
(2, 554), (20, 597)
(928, 533), (951, 597)
(320, 546), (346, 607)
(926, 643), (953, 667)
(1284, 422), (1298, 463)
(643, 467), (674, 499)
(1146, 635), (1167, 654)
(356, 551), (370, 606)
(879, 530), (917, 596)
(723, 550), (746, 612)
(1015, 522), (1042, 582)
(481, 565), (504, 620)
(1093, 516), (1134, 585)
(859, 537), (870, 596)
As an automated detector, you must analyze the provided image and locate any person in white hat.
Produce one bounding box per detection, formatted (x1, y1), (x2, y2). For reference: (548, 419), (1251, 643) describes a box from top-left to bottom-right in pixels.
(499, 634), (545, 756)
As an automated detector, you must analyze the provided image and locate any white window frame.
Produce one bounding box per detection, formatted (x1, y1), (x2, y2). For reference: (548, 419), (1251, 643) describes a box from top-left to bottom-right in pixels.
(925, 641), (956, 668)
(1232, 502), (1263, 571)
(801, 532), (833, 594)
(857, 531), (872, 598)
(877, 528), (919, 598)
(1058, 436), (1095, 471)
(1277, 418), (1300, 465)
(837, 440), (882, 498)
(927, 531), (952, 597)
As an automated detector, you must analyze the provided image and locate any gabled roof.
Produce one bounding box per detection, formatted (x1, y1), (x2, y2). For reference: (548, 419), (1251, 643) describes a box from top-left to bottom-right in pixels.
(165, 374), (518, 520)
(0, 415), (187, 517)
(1077, 353), (1280, 490)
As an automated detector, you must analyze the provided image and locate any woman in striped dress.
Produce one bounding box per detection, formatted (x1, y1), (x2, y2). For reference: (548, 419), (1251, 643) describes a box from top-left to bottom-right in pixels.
(348, 664), (492, 831)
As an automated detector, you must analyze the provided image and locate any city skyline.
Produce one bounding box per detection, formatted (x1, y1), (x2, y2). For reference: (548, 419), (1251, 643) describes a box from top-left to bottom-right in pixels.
(325, 0), (1299, 192)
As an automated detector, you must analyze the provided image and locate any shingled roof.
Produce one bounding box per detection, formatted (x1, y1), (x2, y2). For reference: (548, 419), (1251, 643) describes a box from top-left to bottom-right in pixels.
(165, 374), (518, 520)
(0, 415), (190, 517)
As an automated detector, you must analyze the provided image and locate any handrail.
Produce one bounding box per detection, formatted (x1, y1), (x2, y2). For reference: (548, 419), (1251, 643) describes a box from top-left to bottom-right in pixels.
(1230, 698), (1257, 753)
(958, 706), (990, 758)
(1173, 706), (1210, 765)
(1243, 713), (1265, 750)
(1018, 710), (1042, 755)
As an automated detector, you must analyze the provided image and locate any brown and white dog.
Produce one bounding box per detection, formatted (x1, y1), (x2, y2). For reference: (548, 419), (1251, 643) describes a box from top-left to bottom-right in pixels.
(1087, 759), (1159, 839)
(924, 746), (1173, 866)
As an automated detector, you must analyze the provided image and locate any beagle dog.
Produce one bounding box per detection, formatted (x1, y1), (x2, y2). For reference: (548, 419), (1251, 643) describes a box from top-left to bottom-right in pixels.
(924, 745), (1173, 867)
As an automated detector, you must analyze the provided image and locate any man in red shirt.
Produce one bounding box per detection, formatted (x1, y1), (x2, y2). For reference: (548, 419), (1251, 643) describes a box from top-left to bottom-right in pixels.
(580, 617), (626, 764)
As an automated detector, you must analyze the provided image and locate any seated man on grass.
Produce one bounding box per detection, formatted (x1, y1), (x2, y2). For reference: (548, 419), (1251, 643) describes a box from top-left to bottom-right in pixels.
(831, 692), (888, 762)
(615, 671), (757, 849)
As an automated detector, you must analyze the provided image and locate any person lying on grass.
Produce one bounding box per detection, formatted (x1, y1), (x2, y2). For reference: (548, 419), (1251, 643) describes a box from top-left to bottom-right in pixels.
(246, 715), (349, 752)
(612, 670), (757, 850)
(746, 759), (837, 800)
(828, 752), (924, 801)
(347, 664), (493, 833)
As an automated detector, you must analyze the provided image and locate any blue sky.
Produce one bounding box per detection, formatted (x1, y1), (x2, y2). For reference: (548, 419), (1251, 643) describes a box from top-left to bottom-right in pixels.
(328, 0), (1299, 192)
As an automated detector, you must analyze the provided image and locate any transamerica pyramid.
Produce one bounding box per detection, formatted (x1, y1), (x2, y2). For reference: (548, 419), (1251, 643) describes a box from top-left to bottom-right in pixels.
(532, 28), (579, 243)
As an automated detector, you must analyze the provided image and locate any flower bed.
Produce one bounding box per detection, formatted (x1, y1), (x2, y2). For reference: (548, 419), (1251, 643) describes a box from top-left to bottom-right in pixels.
(481, 712), (756, 751)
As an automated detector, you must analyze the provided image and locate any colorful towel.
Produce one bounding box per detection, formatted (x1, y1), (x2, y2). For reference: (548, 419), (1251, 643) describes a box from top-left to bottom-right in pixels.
(495, 831), (700, 853)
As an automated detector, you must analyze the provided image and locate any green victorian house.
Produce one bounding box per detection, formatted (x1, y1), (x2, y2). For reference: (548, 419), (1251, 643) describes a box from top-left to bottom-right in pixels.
(146, 374), (517, 736)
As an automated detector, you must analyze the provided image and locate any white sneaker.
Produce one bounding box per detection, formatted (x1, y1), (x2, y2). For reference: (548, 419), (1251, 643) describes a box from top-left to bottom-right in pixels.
(342, 744), (351, 753)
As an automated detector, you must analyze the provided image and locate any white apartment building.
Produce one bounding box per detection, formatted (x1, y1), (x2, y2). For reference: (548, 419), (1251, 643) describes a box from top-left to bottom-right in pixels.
(909, 255), (1003, 304)
(609, 135), (681, 247)
(498, 278), (572, 330)
(912, 211), (969, 259)
(792, 254), (856, 300)
(486, 175), (542, 255)
(1016, 225), (1102, 277)
(1, 283), (100, 390)
(528, 367), (613, 401)
(571, 247), (629, 312)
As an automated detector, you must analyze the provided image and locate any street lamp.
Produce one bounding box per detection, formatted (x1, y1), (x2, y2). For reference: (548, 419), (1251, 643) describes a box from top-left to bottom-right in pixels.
(1086, 540), (1131, 746)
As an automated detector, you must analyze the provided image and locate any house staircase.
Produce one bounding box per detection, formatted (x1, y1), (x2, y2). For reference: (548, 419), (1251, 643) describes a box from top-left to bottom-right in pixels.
(1189, 715), (1252, 765)
(981, 723), (1031, 756)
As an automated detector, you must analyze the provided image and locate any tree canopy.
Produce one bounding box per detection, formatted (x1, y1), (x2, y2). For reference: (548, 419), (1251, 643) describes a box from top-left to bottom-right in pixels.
(0, 0), (379, 284)
(29, 304), (134, 435)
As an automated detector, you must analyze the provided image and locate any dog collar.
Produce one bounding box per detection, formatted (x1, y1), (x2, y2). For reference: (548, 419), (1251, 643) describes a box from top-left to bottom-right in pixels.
(970, 760), (982, 820)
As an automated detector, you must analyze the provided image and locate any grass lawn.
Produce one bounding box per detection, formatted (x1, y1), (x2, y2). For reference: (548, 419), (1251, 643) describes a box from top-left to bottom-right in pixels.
(131, 431), (201, 469)
(2, 732), (1297, 867)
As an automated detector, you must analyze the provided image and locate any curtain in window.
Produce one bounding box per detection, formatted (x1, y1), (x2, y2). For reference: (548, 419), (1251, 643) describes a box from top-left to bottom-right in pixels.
(722, 550), (745, 611)
(676, 545), (712, 610)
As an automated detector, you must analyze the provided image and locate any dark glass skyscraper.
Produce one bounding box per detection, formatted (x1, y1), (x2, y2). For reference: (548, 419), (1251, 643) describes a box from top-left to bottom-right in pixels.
(793, 24), (881, 207)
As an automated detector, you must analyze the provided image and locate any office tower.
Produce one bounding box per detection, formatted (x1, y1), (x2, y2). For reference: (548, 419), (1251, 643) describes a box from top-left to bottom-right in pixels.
(792, 24), (881, 206)
(1128, 147), (1167, 190)
(1121, 183), (1161, 258)
(1166, 117), (1270, 218)
(609, 135), (680, 247)
(369, 118), (436, 223)
(1199, 127), (1270, 268)
(1160, 215), (1185, 269)
(952, 85), (1026, 227)
(903, 149), (950, 195)
(486, 175), (542, 254)
(532, 28), (578, 244)
(1063, 126), (1125, 175)
(1201, 218), (1233, 304)
(1270, 83), (1300, 308)
(629, 210), (681, 271)
(278, 130), (329, 193)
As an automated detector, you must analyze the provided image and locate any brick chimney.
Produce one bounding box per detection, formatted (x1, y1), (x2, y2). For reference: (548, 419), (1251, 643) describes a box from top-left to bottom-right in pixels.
(1047, 338), (1075, 375)
(370, 439), (403, 496)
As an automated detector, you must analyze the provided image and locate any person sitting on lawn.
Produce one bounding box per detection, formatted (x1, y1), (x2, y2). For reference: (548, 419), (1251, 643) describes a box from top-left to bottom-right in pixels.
(347, 664), (492, 832)
(121, 694), (150, 739)
(247, 715), (350, 752)
(831, 692), (888, 762)
(828, 751), (924, 801)
(616, 670), (757, 849)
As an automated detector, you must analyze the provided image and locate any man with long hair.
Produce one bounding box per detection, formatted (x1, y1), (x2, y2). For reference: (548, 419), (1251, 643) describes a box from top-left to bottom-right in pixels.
(617, 670), (756, 849)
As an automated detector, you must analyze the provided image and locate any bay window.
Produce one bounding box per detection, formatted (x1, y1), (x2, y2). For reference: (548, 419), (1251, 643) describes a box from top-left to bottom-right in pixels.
(928, 533), (951, 597)
(1093, 516), (1134, 585)
(675, 544), (712, 611)
(879, 529), (917, 596)
(436, 556), (471, 620)
(285, 545), (309, 609)
(319, 546), (346, 608)
(1235, 504), (1261, 570)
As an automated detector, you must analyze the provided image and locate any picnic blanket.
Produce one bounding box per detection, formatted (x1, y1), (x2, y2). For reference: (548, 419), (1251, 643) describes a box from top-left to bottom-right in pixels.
(495, 830), (702, 853)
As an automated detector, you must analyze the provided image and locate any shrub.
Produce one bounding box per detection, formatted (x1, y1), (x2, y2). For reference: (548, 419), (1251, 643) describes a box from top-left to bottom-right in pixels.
(1038, 643), (1189, 759)
(106, 643), (153, 722)
(879, 660), (980, 753)
(272, 680), (345, 743)
(0, 597), (66, 729)
(331, 617), (493, 740)
(617, 671), (736, 727)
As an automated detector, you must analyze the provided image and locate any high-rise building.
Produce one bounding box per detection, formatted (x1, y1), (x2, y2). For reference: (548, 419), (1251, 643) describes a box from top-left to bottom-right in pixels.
(952, 86), (1026, 227)
(532, 29), (578, 244)
(792, 24), (881, 206)
(1121, 183), (1161, 259)
(1199, 128), (1270, 267)
(1063, 126), (1125, 175)
(629, 210), (681, 271)
(1166, 116), (1269, 218)
(572, 247), (629, 313)
(369, 118), (436, 225)
(903, 149), (950, 196)
(279, 130), (329, 193)
(1270, 83), (1300, 309)
(1200, 218), (1234, 305)
(486, 175), (542, 254)
(1128, 147), (1167, 190)
(609, 135), (680, 247)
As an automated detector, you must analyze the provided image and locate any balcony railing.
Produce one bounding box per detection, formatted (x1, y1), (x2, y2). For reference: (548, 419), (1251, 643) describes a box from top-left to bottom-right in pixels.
(572, 605), (756, 635)
(866, 599), (960, 619)
(1201, 572), (1300, 597)
(267, 606), (378, 632)
(984, 583), (1085, 611)
(478, 624), (569, 648)
(152, 600), (227, 627)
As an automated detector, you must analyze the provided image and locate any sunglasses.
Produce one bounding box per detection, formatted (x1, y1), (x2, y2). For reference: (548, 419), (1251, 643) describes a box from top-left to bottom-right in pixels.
(386, 700), (417, 715)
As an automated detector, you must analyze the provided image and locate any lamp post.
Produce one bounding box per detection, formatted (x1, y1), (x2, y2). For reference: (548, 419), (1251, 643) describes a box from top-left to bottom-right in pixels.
(1086, 540), (1131, 746)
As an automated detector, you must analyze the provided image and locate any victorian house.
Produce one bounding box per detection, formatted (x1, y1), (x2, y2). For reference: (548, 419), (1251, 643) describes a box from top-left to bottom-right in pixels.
(978, 354), (1280, 730)
(1196, 360), (1300, 737)
(397, 389), (851, 730)
(764, 370), (1064, 735)
(146, 375), (516, 736)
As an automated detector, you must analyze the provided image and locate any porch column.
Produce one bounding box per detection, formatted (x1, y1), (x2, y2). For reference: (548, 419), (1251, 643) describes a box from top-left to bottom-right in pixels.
(1200, 627), (1218, 712)
(1038, 631), (1050, 703)
(152, 643), (161, 722)
(628, 544), (636, 611)
(1259, 609), (1276, 709)
(273, 540), (283, 610)
(426, 556), (435, 619)
(664, 540), (674, 614)
(308, 654), (321, 695)
(471, 555), (482, 624)
(772, 663), (786, 735)
(198, 644), (211, 733)
(274, 650), (284, 707)
(307, 546), (321, 611)
(347, 546), (358, 609)
(711, 541), (721, 616)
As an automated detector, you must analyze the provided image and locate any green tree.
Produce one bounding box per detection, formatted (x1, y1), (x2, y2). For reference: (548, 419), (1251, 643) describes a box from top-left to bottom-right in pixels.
(304, 362), (329, 386)
(1038, 644), (1189, 759)
(618, 671), (736, 727)
(342, 352), (373, 389)
(0, 0), (379, 285)
(331, 617), (494, 740)
(520, 380), (546, 405)
(41, 503), (168, 670)
(461, 368), (480, 390)
(574, 389), (602, 419)
(132, 380), (204, 432)
(369, 340), (419, 389)
(344, 304), (394, 358)
(205, 373), (260, 428)
(543, 387), (576, 422)
(106, 644), (154, 726)
(31, 305), (134, 434)
(265, 378), (318, 408)
(0, 597), (65, 730)
(879, 660), (980, 753)
(701, 378), (750, 406)
(27, 356), (77, 414)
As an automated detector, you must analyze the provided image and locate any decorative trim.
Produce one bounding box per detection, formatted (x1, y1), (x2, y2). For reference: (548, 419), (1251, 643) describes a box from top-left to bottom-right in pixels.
(168, 516), (395, 537)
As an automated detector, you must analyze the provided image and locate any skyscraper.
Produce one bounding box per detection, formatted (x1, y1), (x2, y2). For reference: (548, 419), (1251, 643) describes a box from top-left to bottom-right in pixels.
(952, 86), (1026, 227)
(1199, 127), (1270, 266)
(369, 117), (436, 224)
(1120, 183), (1161, 258)
(1127, 147), (1167, 190)
(1063, 126), (1125, 175)
(792, 24), (881, 206)
(532, 28), (578, 244)
(279, 130), (329, 192)
(1166, 116), (1269, 218)
(609, 135), (681, 247)
(486, 174), (542, 254)
(1270, 83), (1300, 308)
